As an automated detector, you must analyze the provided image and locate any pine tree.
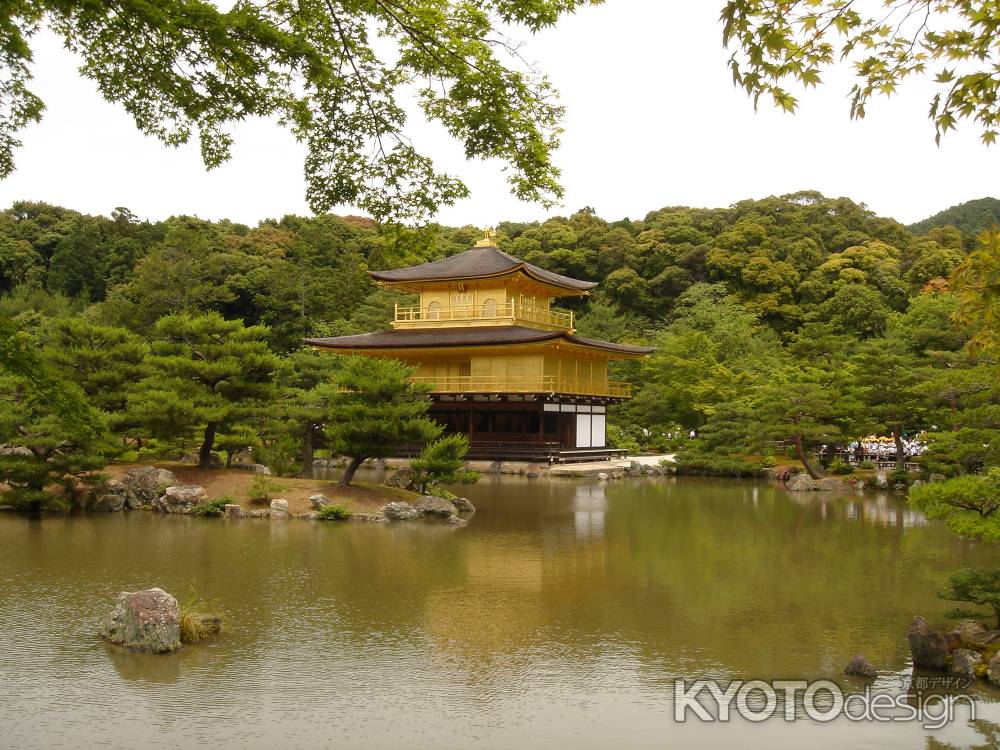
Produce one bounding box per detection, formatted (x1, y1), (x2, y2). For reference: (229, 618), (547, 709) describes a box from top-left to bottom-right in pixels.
(320, 356), (440, 486)
(133, 312), (280, 469)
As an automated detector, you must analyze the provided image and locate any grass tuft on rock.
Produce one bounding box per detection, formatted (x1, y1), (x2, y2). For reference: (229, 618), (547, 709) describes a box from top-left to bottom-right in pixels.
(178, 590), (223, 643)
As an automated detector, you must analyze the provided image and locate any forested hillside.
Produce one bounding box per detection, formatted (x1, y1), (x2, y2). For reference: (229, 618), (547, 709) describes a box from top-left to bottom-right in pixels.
(909, 198), (1000, 245)
(2, 191), (999, 490)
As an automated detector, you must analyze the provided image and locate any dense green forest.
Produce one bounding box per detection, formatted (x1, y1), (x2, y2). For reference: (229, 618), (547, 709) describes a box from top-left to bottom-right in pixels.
(2, 192), (1000, 507)
(908, 198), (1000, 246)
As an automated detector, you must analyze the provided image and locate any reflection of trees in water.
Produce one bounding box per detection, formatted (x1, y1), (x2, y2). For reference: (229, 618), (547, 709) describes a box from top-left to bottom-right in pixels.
(1, 479), (997, 715)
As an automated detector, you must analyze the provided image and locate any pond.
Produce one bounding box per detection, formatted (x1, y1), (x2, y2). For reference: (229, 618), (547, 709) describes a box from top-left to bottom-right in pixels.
(2, 475), (1000, 748)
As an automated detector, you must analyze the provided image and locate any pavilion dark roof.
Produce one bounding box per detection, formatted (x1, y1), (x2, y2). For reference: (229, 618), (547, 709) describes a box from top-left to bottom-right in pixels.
(305, 326), (652, 356)
(368, 245), (597, 292)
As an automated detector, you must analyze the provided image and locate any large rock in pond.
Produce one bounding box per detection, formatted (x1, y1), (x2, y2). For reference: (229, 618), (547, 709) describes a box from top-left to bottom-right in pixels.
(786, 473), (816, 492)
(909, 616), (959, 670)
(99, 587), (180, 653)
(950, 649), (982, 679)
(383, 467), (417, 490)
(382, 501), (419, 521)
(413, 495), (457, 518)
(269, 499), (289, 519)
(92, 479), (127, 512)
(451, 497), (476, 515)
(152, 485), (205, 513)
(121, 466), (178, 509)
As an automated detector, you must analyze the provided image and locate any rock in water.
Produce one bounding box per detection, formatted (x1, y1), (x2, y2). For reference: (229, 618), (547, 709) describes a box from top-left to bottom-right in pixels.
(785, 473), (816, 492)
(152, 485), (206, 513)
(875, 471), (889, 489)
(309, 494), (332, 510)
(909, 616), (959, 670)
(814, 477), (850, 493)
(269, 499), (290, 519)
(844, 654), (877, 678)
(413, 495), (457, 518)
(450, 497), (476, 515)
(99, 588), (180, 653)
(223, 504), (243, 519)
(92, 480), (126, 512)
(381, 501), (419, 521)
(950, 649), (982, 679)
(121, 467), (178, 509)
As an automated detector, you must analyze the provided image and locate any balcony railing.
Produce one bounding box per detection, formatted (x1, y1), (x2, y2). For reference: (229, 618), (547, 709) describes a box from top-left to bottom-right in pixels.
(409, 375), (632, 399)
(394, 302), (573, 329)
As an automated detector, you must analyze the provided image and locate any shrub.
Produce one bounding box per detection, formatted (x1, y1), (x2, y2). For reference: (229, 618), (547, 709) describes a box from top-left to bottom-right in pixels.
(607, 424), (641, 455)
(829, 460), (855, 475)
(759, 455), (776, 469)
(859, 461), (876, 470)
(890, 467), (911, 485)
(317, 504), (352, 521)
(191, 497), (232, 517)
(248, 475), (284, 503)
(675, 453), (766, 478)
(409, 435), (479, 493)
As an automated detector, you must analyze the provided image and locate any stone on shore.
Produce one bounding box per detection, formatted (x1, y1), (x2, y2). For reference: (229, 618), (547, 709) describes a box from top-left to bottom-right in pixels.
(988, 653), (1000, 685)
(844, 654), (877, 678)
(381, 501), (419, 521)
(814, 477), (851, 492)
(413, 495), (456, 518)
(223, 504), (243, 519)
(909, 616), (959, 670)
(950, 649), (982, 679)
(525, 463), (543, 479)
(232, 463), (271, 475)
(597, 472), (609, 481)
(99, 587), (180, 653)
(383, 467), (417, 490)
(121, 466), (178, 509)
(786, 473), (816, 492)
(875, 470), (889, 489)
(92, 480), (127, 512)
(269, 499), (289, 519)
(152, 485), (206, 513)
(309, 494), (332, 510)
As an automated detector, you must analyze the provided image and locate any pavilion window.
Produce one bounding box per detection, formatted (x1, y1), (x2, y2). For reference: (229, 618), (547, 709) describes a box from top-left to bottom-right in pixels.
(426, 301), (441, 319)
(481, 298), (498, 318)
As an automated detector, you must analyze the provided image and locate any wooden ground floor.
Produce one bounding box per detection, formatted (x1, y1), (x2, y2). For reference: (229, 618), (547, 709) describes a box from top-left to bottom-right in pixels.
(399, 394), (627, 463)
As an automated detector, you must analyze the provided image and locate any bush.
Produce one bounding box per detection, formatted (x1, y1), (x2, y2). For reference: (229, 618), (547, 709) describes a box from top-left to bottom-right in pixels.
(859, 460), (876, 470)
(607, 424), (642, 455)
(759, 455), (776, 469)
(410, 435), (479, 493)
(675, 453), (766, 478)
(890, 467), (911, 485)
(317, 504), (352, 521)
(829, 460), (855, 475)
(191, 497), (232, 517)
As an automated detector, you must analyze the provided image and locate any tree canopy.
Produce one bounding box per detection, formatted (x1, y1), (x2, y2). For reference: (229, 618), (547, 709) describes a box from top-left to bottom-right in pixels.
(2, 0), (595, 220)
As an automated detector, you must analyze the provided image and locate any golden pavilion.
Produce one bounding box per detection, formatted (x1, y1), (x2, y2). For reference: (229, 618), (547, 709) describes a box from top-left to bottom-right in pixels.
(306, 231), (652, 462)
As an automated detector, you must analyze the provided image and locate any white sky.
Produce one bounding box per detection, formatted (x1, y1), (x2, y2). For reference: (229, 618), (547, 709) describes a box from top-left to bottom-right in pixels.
(1, 1), (995, 227)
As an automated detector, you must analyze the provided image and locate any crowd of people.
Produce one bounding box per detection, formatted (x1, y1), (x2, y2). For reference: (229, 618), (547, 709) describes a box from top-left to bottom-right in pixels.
(843, 435), (927, 462)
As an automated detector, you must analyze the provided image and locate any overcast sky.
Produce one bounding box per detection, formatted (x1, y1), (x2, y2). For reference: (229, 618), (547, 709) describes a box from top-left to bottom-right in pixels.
(1, 2), (995, 228)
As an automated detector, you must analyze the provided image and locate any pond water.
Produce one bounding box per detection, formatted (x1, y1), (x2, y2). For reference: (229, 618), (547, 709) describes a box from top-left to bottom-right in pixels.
(2, 475), (1000, 749)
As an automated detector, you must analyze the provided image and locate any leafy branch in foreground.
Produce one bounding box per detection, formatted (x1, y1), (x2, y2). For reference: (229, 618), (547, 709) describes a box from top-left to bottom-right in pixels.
(2, 0), (591, 221)
(721, 1), (1000, 145)
(910, 468), (1000, 543)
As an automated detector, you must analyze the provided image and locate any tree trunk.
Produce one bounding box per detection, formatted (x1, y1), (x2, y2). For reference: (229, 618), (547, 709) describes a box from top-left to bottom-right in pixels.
(795, 435), (823, 479)
(300, 424), (315, 479)
(339, 456), (365, 487)
(225, 450), (233, 469)
(198, 422), (218, 470)
(894, 429), (905, 469)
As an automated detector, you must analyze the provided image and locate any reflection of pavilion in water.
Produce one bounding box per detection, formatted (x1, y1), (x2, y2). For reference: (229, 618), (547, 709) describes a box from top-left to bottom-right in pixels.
(573, 483), (608, 540)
